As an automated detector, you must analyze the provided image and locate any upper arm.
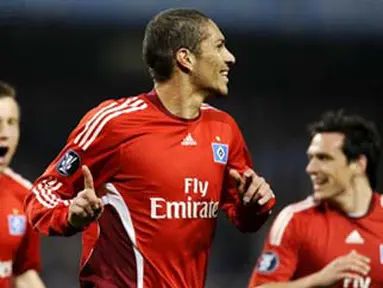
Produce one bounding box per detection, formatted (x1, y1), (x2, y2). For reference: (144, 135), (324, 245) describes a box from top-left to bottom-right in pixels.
(249, 206), (301, 286)
(220, 116), (252, 209)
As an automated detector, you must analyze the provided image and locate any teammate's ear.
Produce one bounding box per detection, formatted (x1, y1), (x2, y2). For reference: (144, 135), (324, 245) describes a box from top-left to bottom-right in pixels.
(350, 155), (367, 175)
(175, 48), (195, 73)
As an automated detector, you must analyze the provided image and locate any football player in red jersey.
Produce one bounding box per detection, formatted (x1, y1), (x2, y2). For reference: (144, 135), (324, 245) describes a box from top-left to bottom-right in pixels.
(249, 110), (382, 288)
(25, 8), (275, 287)
(0, 81), (45, 288)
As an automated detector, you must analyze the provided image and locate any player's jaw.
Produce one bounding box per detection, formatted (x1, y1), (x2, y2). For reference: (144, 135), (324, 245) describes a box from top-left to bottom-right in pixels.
(216, 68), (230, 96)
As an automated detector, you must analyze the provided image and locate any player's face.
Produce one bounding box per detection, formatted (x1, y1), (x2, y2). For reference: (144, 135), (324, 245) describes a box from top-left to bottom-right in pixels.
(0, 97), (20, 173)
(191, 20), (236, 97)
(306, 132), (354, 200)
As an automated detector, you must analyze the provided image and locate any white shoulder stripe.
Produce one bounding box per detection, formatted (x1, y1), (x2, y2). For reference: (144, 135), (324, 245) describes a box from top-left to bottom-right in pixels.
(74, 97), (138, 148)
(269, 196), (317, 246)
(73, 97), (148, 151)
(4, 168), (32, 189)
(81, 100), (148, 151)
(74, 101), (118, 145)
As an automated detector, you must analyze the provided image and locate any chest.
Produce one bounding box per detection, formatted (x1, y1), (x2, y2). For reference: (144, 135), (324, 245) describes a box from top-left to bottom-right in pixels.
(0, 194), (27, 259)
(117, 123), (231, 202)
(300, 214), (383, 287)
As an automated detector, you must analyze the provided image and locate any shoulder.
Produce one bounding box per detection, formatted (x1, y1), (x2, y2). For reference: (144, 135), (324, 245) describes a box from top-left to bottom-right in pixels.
(71, 94), (150, 150)
(80, 95), (149, 126)
(3, 168), (32, 199)
(268, 196), (319, 246)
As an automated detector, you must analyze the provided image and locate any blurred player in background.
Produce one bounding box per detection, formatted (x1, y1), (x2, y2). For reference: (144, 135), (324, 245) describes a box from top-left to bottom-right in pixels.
(249, 110), (382, 288)
(25, 8), (275, 288)
(0, 81), (45, 288)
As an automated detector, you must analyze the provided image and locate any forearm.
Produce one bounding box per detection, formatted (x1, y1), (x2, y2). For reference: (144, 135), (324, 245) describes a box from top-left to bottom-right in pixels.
(14, 270), (45, 288)
(253, 273), (320, 288)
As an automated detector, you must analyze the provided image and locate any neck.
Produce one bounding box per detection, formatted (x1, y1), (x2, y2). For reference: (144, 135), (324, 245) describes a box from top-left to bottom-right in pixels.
(330, 177), (374, 217)
(154, 75), (208, 120)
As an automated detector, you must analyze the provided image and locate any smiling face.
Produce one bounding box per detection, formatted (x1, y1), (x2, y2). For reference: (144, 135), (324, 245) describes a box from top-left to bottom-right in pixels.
(306, 132), (358, 200)
(189, 20), (236, 97)
(0, 96), (20, 173)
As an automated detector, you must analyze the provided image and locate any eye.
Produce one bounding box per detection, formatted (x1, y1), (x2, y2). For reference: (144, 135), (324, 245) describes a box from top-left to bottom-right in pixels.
(8, 118), (18, 125)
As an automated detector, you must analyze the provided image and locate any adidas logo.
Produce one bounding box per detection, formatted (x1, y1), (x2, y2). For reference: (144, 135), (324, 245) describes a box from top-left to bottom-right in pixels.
(181, 133), (197, 146)
(345, 230), (364, 244)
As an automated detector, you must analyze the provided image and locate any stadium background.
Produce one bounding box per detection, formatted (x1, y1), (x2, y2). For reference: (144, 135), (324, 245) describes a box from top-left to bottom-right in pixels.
(1, 1), (383, 287)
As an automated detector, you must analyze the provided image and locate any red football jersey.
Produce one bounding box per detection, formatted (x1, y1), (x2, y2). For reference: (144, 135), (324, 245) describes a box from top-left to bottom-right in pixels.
(25, 90), (275, 288)
(0, 168), (41, 288)
(249, 193), (383, 288)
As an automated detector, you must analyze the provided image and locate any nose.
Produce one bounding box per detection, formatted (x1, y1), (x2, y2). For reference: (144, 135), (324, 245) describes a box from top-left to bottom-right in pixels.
(306, 159), (318, 175)
(0, 121), (10, 140)
(225, 48), (236, 65)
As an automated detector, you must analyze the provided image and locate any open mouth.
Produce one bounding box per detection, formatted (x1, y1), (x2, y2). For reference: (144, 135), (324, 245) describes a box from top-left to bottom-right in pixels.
(0, 146), (9, 163)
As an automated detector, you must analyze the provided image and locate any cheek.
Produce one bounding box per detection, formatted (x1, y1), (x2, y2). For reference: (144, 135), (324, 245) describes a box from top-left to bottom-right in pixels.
(9, 129), (20, 146)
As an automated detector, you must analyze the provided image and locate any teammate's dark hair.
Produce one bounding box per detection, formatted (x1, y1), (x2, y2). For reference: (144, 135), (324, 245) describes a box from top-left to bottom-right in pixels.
(309, 110), (381, 190)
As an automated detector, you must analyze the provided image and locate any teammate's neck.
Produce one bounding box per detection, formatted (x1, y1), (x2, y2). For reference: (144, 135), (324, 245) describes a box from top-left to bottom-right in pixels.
(331, 177), (373, 217)
(154, 77), (207, 120)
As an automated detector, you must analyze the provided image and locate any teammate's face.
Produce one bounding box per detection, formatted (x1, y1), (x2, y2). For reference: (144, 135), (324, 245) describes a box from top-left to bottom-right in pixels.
(190, 20), (236, 96)
(0, 97), (20, 173)
(306, 132), (355, 200)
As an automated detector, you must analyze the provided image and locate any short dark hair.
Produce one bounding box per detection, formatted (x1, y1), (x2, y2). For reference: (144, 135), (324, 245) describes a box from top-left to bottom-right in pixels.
(309, 110), (381, 190)
(142, 8), (210, 82)
(0, 81), (16, 99)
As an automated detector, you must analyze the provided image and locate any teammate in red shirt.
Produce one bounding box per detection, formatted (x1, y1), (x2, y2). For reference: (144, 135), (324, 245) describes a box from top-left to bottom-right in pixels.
(25, 8), (276, 288)
(249, 110), (382, 288)
(0, 81), (45, 288)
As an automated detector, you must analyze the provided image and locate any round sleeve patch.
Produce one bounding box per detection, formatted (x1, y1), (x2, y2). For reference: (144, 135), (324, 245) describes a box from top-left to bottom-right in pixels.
(256, 251), (279, 273)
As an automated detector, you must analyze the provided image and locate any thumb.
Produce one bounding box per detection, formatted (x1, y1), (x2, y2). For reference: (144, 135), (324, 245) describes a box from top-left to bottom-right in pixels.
(82, 165), (95, 191)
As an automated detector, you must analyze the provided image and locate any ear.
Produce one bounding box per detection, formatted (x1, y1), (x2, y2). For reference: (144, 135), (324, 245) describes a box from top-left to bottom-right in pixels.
(350, 155), (367, 175)
(175, 48), (195, 72)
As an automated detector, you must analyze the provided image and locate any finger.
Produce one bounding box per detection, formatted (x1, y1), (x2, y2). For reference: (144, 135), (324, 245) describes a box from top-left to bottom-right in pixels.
(229, 169), (246, 193)
(342, 260), (371, 276)
(243, 177), (265, 205)
(74, 197), (91, 209)
(257, 186), (274, 206)
(84, 205), (95, 218)
(70, 205), (88, 219)
(352, 252), (371, 263)
(81, 190), (102, 207)
(82, 165), (95, 190)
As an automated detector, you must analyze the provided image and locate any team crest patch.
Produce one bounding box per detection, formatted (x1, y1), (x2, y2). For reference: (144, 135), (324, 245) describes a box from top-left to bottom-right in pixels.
(211, 143), (229, 164)
(8, 214), (26, 236)
(256, 251), (279, 273)
(56, 149), (81, 176)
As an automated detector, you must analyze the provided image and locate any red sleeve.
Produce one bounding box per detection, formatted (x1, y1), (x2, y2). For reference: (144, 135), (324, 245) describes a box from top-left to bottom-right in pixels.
(220, 117), (275, 232)
(13, 220), (41, 275)
(25, 98), (145, 236)
(248, 206), (300, 287)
